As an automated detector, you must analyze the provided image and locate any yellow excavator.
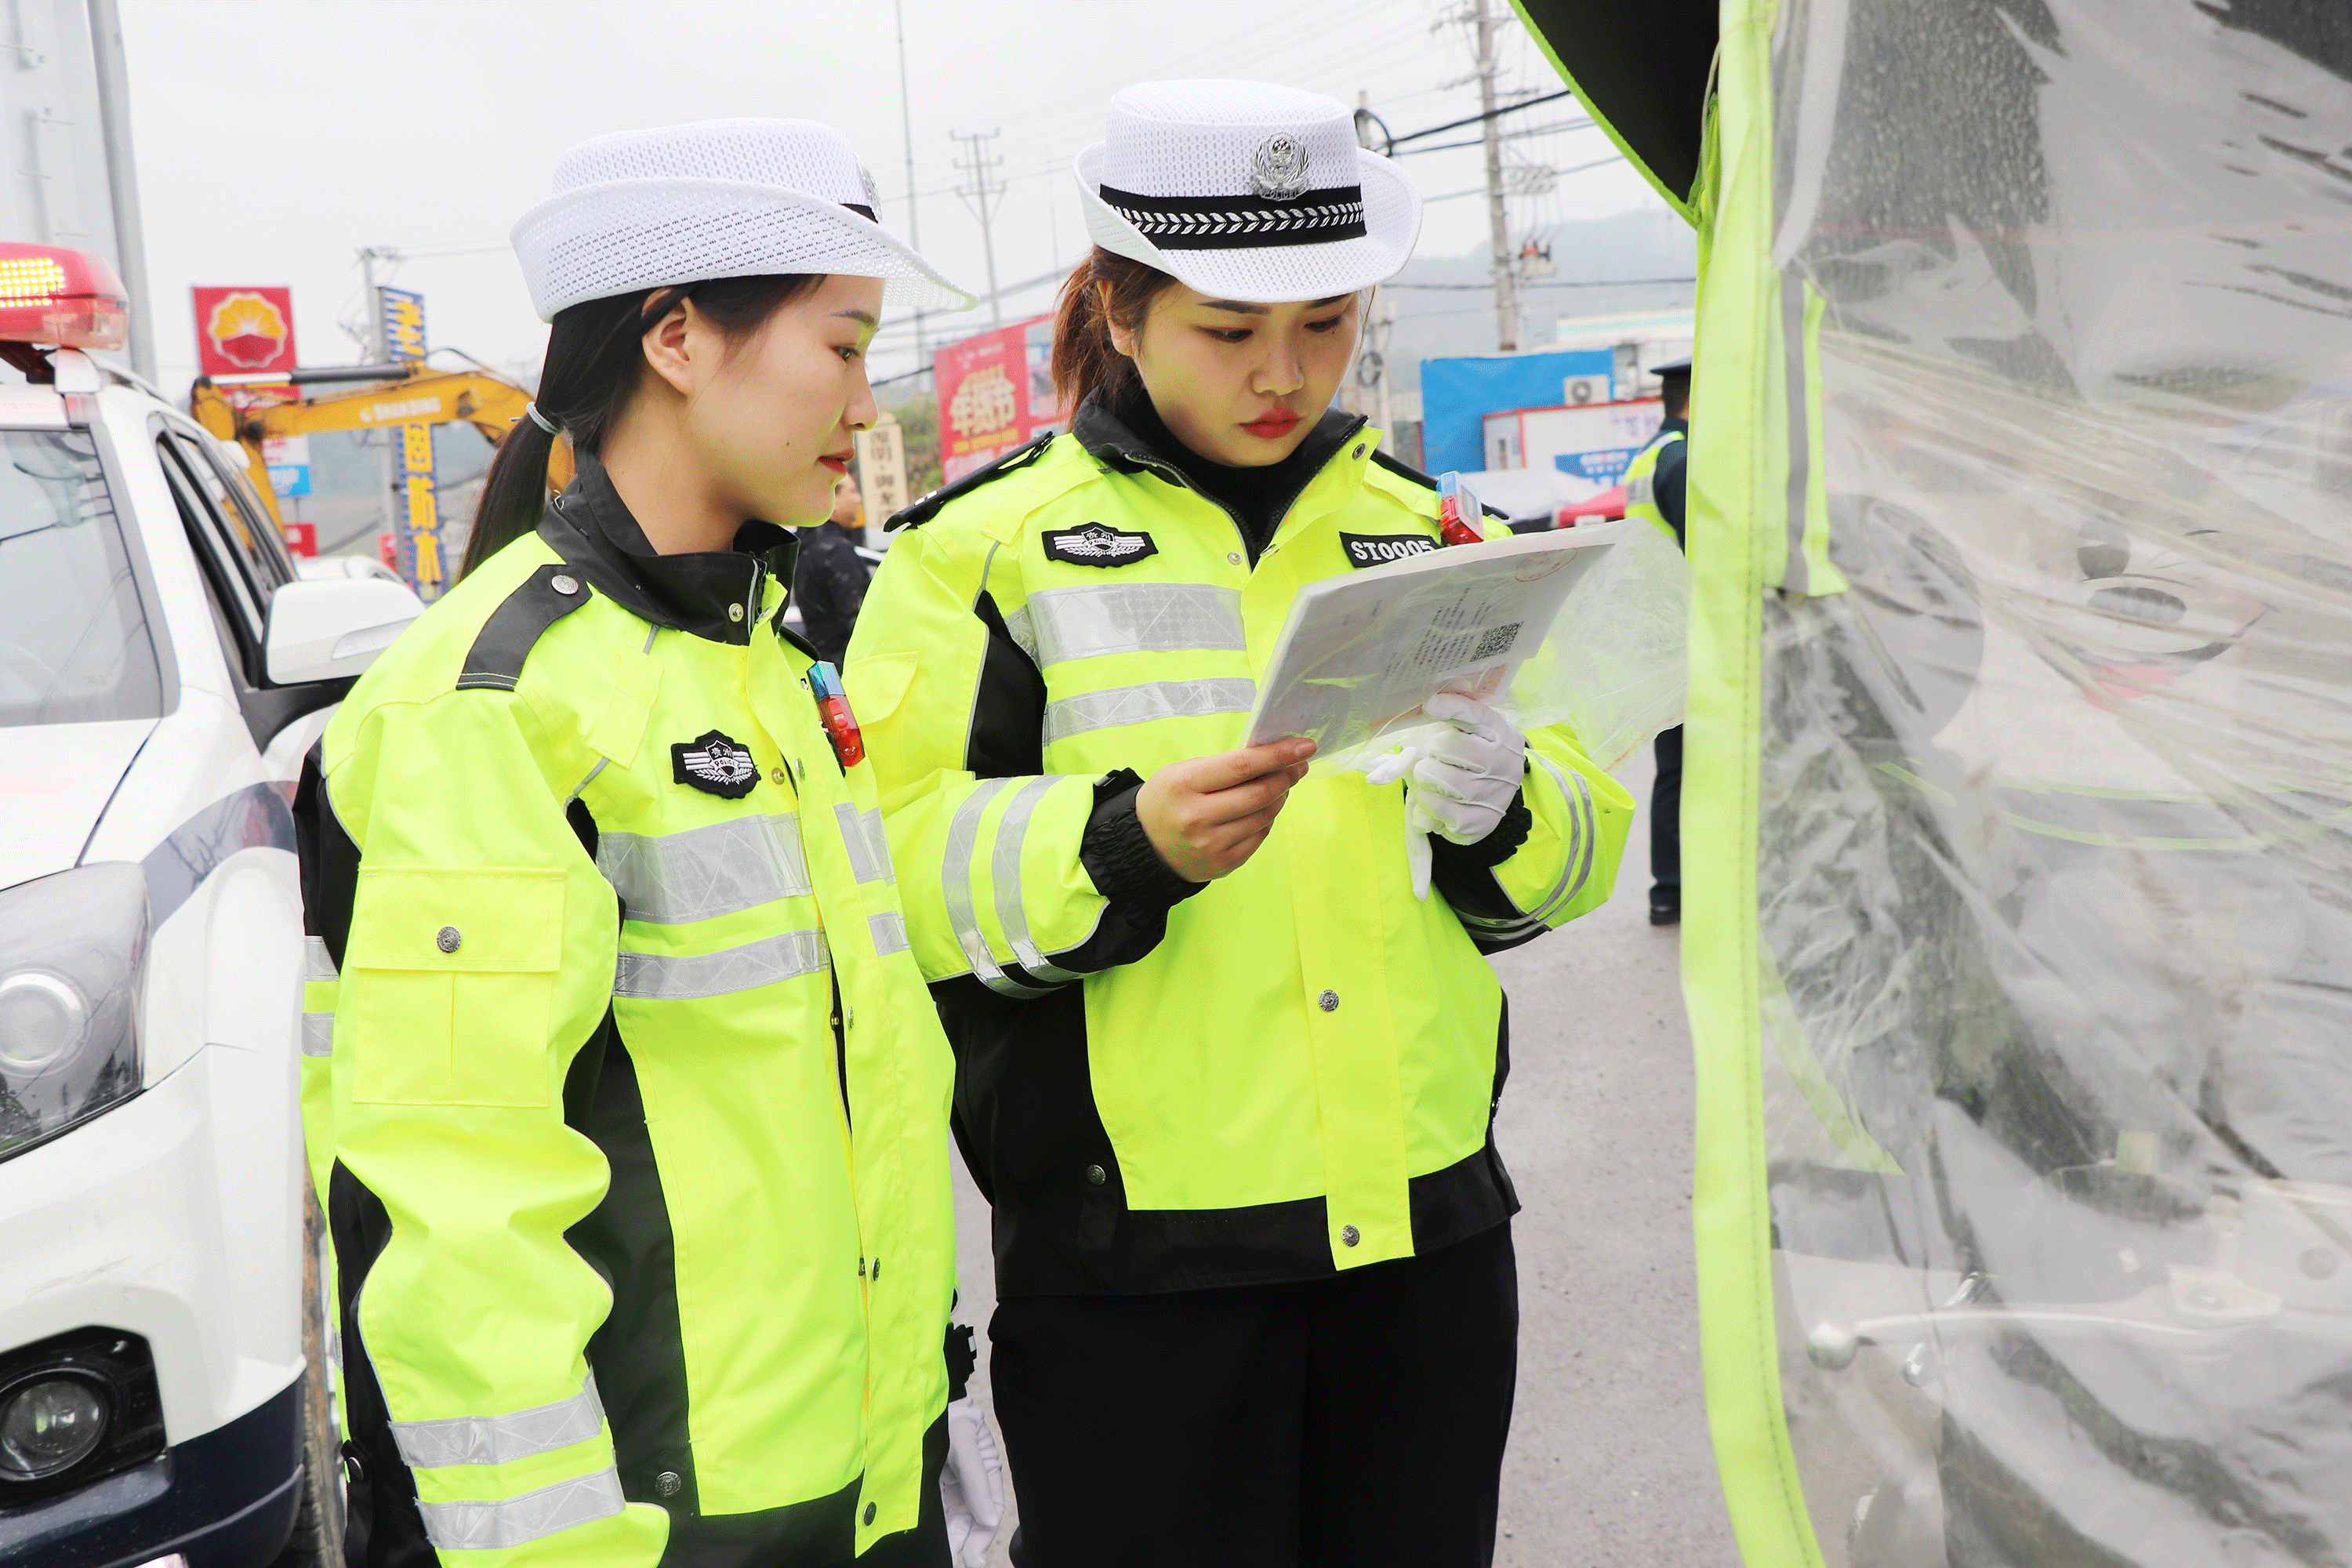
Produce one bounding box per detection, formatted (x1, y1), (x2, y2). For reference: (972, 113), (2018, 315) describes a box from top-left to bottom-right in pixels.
(189, 361), (573, 586)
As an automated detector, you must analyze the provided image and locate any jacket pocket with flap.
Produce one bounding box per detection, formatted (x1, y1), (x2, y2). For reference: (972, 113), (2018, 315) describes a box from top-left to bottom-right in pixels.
(343, 866), (567, 1108)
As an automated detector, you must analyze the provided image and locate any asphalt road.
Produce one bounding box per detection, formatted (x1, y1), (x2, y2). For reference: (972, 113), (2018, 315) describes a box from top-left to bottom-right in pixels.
(950, 745), (1738, 1566)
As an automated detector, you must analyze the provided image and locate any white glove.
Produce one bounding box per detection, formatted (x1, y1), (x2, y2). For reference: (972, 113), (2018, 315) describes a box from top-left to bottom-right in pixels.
(939, 1395), (1005, 1568)
(1365, 693), (1527, 898)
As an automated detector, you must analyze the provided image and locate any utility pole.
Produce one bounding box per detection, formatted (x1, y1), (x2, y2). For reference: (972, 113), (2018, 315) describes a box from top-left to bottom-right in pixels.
(85, 0), (154, 383)
(358, 246), (398, 546)
(951, 128), (1007, 330)
(1472, 0), (1519, 352)
(894, 0), (924, 368)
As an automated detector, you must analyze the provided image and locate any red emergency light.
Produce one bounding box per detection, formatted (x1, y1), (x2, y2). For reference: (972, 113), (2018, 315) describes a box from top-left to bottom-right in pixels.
(0, 244), (129, 351)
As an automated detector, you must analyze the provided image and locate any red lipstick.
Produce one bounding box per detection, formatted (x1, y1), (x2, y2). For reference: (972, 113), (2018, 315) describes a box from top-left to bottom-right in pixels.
(1241, 410), (1301, 441)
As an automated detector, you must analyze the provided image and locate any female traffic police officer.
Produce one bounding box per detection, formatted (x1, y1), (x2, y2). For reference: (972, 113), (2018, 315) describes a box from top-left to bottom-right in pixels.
(300, 122), (996, 1567)
(846, 82), (1633, 1565)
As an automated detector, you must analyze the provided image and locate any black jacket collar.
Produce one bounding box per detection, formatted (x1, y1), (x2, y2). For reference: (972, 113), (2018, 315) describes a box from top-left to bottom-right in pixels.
(538, 450), (797, 645)
(1070, 386), (1365, 490)
(1069, 385), (1368, 561)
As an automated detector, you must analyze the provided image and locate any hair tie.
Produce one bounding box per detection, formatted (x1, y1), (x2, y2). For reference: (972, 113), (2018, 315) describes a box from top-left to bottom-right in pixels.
(525, 401), (562, 436)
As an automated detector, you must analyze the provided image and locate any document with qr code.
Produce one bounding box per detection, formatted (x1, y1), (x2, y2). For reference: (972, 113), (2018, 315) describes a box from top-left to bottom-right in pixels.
(1243, 524), (1625, 765)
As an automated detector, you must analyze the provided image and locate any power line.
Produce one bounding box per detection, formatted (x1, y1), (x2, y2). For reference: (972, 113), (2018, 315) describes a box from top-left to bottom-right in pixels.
(1384, 85), (1576, 151)
(1419, 152), (1628, 202)
(1395, 118), (1595, 156)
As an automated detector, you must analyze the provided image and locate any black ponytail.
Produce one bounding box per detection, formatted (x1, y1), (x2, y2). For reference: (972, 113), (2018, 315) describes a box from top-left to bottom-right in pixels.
(459, 272), (826, 580)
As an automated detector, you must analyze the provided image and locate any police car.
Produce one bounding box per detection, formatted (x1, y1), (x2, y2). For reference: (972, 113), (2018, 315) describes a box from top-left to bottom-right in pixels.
(0, 245), (418, 1564)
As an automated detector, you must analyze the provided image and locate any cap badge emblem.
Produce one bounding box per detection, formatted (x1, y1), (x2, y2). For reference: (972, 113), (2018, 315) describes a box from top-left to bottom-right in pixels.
(1248, 134), (1309, 202)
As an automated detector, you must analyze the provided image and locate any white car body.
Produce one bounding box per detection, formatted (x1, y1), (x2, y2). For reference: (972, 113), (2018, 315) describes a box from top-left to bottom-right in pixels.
(0, 352), (416, 1559)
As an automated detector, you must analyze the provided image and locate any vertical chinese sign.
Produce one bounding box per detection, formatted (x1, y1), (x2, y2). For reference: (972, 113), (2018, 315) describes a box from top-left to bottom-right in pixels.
(377, 286), (441, 598)
(853, 417), (906, 546)
(932, 314), (1062, 485)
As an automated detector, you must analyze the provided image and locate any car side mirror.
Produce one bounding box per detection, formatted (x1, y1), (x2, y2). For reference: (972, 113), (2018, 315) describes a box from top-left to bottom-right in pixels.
(264, 575), (424, 686)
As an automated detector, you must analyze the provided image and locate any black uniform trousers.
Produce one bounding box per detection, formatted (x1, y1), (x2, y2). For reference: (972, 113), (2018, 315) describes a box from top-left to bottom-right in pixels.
(1651, 724), (1683, 901)
(990, 1221), (1519, 1568)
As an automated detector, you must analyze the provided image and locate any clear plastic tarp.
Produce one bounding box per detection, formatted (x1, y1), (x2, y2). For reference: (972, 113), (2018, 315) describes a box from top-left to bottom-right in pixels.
(1759, 2), (2352, 1563)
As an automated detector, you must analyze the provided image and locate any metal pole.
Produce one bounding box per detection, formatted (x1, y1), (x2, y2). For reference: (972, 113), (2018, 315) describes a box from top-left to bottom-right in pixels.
(85, 0), (154, 383)
(361, 249), (395, 550)
(1473, 0), (1518, 352)
(1376, 296), (1396, 445)
(895, 0), (924, 367)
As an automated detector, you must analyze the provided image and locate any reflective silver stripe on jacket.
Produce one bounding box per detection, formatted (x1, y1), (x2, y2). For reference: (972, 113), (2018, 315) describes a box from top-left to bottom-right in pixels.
(1461, 757), (1597, 939)
(613, 929), (829, 1000)
(869, 910), (910, 956)
(416, 1468), (626, 1551)
(300, 1013), (335, 1058)
(833, 804), (895, 885)
(993, 776), (1083, 982)
(597, 815), (811, 924)
(391, 1376), (604, 1468)
(1042, 678), (1256, 745)
(942, 778), (1054, 999)
(304, 935), (338, 982)
(1015, 583), (1246, 666)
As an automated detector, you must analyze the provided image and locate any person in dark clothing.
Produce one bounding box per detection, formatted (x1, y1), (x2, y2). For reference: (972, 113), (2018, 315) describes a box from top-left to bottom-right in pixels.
(793, 471), (875, 666)
(1642, 359), (1690, 924)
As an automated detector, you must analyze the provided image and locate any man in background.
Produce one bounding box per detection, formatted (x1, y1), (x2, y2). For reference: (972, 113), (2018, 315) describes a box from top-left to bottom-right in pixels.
(794, 472), (877, 667)
(1622, 357), (1690, 924)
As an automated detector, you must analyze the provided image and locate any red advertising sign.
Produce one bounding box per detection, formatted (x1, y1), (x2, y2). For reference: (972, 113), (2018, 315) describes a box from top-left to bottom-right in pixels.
(280, 521), (317, 557)
(934, 314), (1061, 483)
(192, 286), (297, 378)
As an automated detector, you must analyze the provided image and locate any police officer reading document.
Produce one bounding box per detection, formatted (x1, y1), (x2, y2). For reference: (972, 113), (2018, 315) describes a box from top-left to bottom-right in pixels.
(303, 121), (1002, 1568)
(849, 82), (1634, 1567)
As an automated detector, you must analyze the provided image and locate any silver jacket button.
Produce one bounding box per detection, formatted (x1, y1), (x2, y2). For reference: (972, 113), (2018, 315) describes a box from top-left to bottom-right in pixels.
(436, 926), (463, 954)
(1318, 989), (1338, 1012)
(550, 573), (579, 595)
(728, 602), (746, 622)
(1085, 1163), (1108, 1186)
(1341, 1225), (1361, 1247)
(1226, 550), (1243, 564)
(654, 1470), (683, 1497)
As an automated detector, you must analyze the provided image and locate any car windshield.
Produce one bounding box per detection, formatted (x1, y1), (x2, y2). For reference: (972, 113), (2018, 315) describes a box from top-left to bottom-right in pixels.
(0, 428), (164, 727)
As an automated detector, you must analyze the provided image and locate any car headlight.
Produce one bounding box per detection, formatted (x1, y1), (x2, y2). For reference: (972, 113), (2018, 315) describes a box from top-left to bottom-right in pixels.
(0, 862), (147, 1159)
(0, 1374), (107, 1481)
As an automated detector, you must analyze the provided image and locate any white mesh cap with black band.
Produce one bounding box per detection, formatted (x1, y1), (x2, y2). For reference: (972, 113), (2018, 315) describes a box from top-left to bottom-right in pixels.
(512, 118), (976, 321)
(1074, 81), (1424, 303)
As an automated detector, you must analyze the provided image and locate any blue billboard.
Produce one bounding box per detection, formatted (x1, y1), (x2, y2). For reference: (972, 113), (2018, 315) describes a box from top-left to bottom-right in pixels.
(1420, 349), (1617, 475)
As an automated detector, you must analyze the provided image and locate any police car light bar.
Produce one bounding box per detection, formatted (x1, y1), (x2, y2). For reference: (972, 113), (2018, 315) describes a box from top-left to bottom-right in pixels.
(0, 243), (129, 351)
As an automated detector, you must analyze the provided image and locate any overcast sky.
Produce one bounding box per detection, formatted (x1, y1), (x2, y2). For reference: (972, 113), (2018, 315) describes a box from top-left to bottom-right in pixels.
(120, 0), (1670, 392)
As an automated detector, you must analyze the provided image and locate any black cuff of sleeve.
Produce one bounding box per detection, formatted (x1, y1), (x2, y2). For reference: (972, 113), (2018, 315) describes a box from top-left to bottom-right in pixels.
(946, 1323), (977, 1402)
(1426, 784), (1534, 873)
(1080, 768), (1207, 913)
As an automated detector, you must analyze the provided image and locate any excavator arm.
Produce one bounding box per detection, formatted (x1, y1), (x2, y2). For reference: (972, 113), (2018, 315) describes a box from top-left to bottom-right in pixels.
(189, 365), (573, 535)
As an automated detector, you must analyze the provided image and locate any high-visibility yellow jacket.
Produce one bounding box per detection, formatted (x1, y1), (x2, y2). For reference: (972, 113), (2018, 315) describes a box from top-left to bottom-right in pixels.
(848, 395), (1633, 1295)
(308, 455), (955, 1565)
(1623, 421), (1686, 544)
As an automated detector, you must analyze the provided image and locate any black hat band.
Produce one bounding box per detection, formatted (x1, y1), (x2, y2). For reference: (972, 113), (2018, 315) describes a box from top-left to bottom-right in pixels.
(1098, 184), (1367, 251)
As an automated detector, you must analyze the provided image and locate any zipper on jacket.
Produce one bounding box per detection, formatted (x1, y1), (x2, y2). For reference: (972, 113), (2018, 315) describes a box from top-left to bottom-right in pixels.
(1108, 448), (1261, 566)
(774, 740), (858, 1142)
